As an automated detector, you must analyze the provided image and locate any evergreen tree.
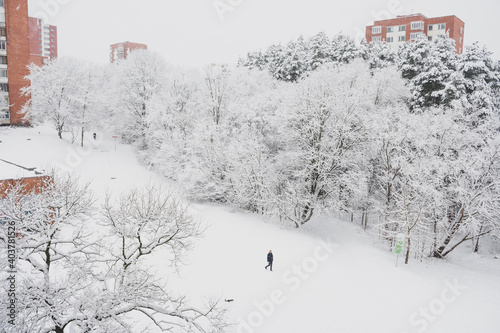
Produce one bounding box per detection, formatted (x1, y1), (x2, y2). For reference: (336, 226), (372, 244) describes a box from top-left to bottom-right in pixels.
(307, 31), (332, 71)
(329, 33), (360, 64)
(275, 36), (309, 82)
(361, 40), (397, 70)
(397, 34), (431, 81)
(458, 43), (498, 119)
(410, 35), (463, 110)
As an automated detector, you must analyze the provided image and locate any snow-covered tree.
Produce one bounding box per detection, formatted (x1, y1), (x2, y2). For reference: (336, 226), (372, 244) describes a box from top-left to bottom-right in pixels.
(361, 40), (397, 70)
(329, 33), (360, 64)
(457, 43), (499, 123)
(23, 58), (84, 138)
(240, 32), (361, 81)
(70, 64), (104, 146)
(410, 35), (463, 110)
(0, 174), (98, 332)
(204, 64), (230, 125)
(273, 61), (372, 227)
(307, 32), (332, 71)
(107, 50), (168, 150)
(98, 184), (226, 332)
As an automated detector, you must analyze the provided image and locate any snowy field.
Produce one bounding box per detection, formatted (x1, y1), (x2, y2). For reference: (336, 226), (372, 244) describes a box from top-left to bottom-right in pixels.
(1, 125), (500, 333)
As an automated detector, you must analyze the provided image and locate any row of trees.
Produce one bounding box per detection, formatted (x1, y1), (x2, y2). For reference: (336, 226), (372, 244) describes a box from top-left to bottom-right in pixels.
(22, 34), (500, 263)
(240, 32), (500, 112)
(0, 176), (226, 332)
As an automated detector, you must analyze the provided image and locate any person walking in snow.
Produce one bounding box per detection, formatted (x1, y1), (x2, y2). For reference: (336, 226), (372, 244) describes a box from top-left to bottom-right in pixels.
(265, 250), (273, 271)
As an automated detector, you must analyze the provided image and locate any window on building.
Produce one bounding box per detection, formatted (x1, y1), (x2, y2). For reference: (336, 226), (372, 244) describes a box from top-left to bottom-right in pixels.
(428, 36), (433, 42)
(0, 110), (8, 119)
(0, 12), (5, 23)
(0, 56), (6, 64)
(372, 36), (382, 42)
(387, 27), (394, 33)
(410, 33), (420, 40)
(428, 25), (433, 31)
(399, 25), (406, 32)
(438, 23), (446, 30)
(0, 41), (5, 50)
(0, 27), (5, 36)
(460, 27), (463, 34)
(0, 83), (8, 92)
(0, 69), (6, 77)
(387, 37), (394, 42)
(0, 0), (4, 7)
(460, 37), (463, 44)
(398, 36), (405, 42)
(411, 21), (424, 30)
(372, 26), (382, 34)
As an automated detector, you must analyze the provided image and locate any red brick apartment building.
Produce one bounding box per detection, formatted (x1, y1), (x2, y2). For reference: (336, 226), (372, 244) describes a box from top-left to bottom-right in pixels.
(366, 14), (465, 54)
(0, 0), (58, 126)
(1, 0), (31, 126)
(28, 16), (58, 65)
(110, 41), (147, 63)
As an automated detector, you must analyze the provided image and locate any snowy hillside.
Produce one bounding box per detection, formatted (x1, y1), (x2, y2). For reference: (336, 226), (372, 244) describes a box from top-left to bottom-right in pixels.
(1, 125), (500, 333)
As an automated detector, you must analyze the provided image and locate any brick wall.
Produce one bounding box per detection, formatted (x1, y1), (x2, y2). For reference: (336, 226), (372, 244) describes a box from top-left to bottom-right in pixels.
(28, 16), (41, 57)
(5, 0), (30, 125)
(0, 175), (53, 199)
(428, 16), (465, 53)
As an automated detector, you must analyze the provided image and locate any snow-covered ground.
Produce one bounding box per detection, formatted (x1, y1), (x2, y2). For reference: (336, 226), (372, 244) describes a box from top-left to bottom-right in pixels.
(1, 125), (500, 333)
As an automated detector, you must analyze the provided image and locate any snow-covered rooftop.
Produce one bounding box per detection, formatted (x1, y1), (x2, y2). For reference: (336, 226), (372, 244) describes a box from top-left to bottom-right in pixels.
(0, 158), (42, 181)
(0, 127), (46, 181)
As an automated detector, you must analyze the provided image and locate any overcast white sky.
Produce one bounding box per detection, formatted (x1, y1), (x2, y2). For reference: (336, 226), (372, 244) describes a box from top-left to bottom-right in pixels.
(27, 0), (499, 68)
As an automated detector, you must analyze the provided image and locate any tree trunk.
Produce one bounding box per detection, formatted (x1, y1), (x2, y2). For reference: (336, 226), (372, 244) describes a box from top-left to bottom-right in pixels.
(432, 214), (438, 256)
(81, 126), (85, 147)
(432, 208), (464, 258)
(474, 225), (483, 253)
(405, 235), (411, 264)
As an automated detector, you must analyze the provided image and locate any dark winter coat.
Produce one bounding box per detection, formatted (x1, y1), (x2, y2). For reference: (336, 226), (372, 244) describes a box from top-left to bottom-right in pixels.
(267, 252), (273, 263)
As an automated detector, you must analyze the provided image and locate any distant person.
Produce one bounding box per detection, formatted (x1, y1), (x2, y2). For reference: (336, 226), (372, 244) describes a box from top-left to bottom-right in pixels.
(265, 250), (273, 271)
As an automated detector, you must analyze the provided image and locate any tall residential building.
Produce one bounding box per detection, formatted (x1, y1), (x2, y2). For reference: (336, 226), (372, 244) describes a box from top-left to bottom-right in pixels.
(366, 14), (465, 54)
(0, 0), (58, 126)
(1, 0), (31, 125)
(28, 16), (58, 66)
(110, 41), (147, 63)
